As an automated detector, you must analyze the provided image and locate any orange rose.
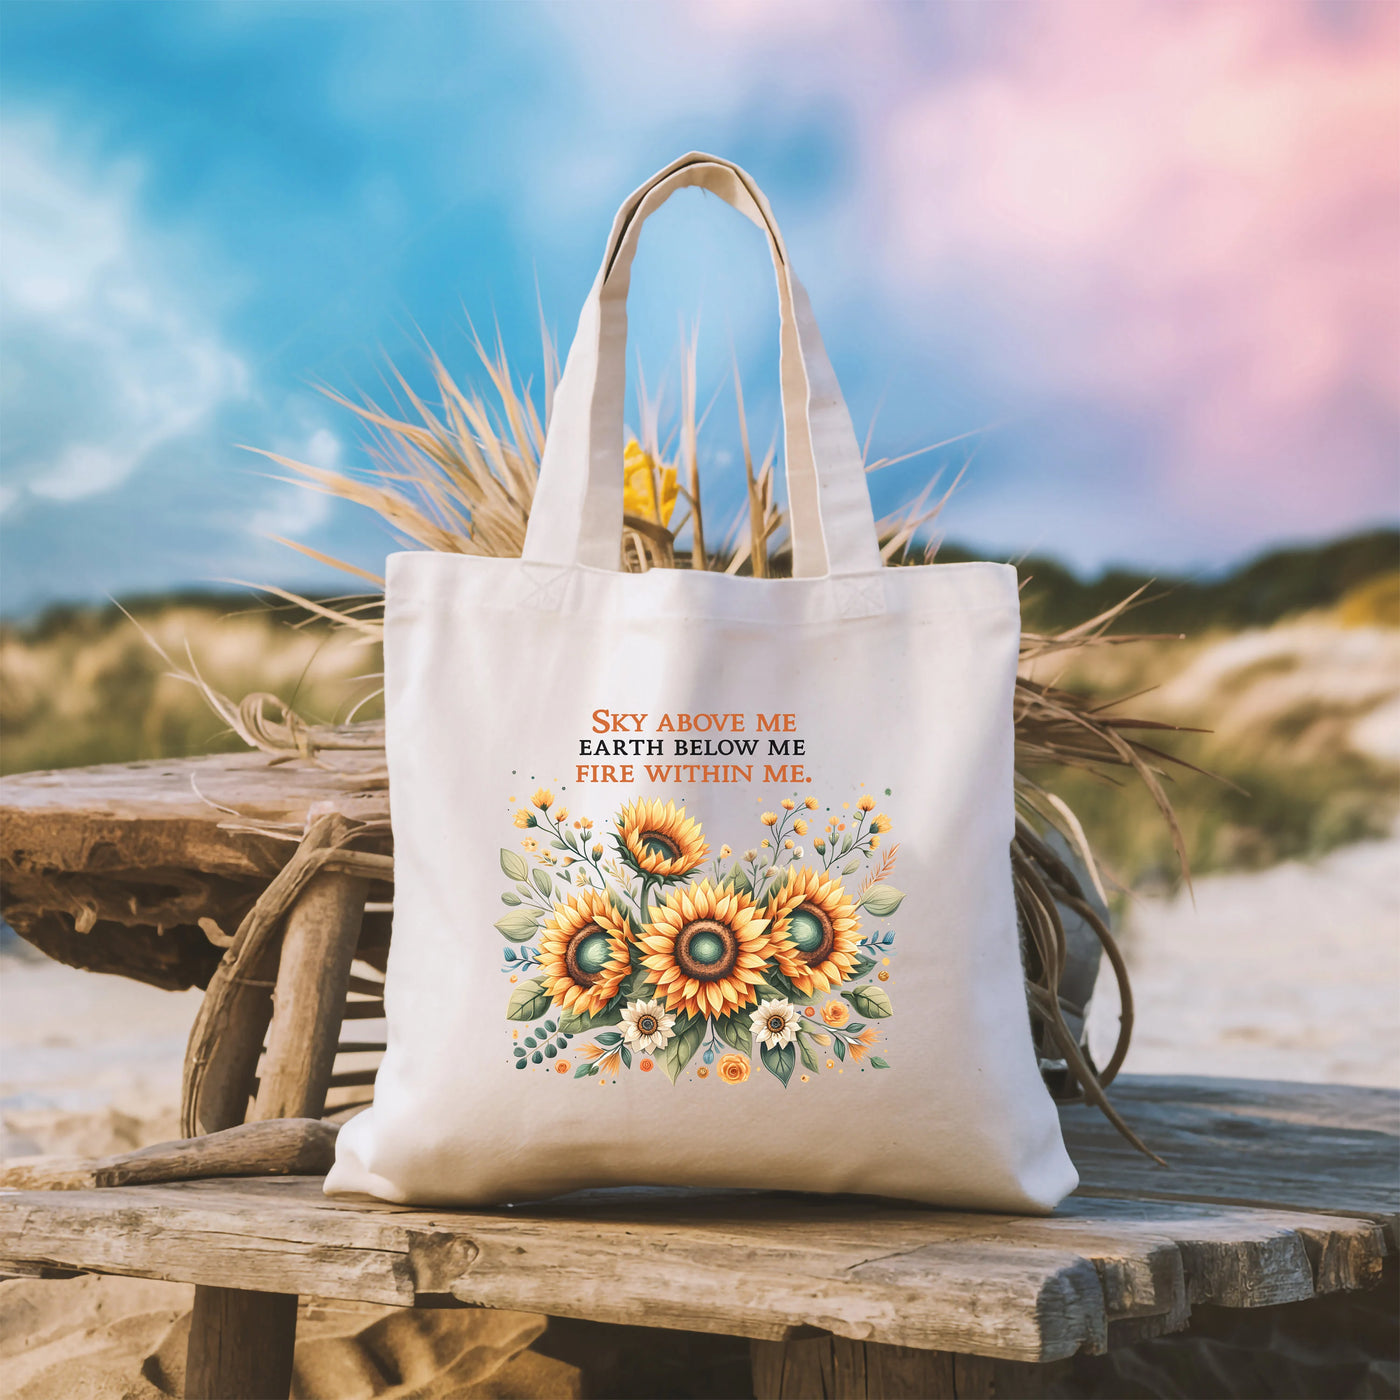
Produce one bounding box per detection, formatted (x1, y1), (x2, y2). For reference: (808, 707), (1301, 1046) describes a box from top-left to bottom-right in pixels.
(820, 1001), (850, 1028)
(716, 1053), (751, 1083)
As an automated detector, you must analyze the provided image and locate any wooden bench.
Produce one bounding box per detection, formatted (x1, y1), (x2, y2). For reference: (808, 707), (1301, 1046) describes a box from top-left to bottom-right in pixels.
(3, 750), (1396, 1398)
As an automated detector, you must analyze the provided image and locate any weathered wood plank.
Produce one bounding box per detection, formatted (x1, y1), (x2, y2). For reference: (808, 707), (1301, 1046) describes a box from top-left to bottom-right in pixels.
(1062, 1076), (1400, 1233)
(0, 1175), (1387, 1362)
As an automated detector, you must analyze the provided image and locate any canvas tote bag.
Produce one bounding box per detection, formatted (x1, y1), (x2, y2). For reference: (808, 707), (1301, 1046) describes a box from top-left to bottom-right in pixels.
(327, 153), (1078, 1213)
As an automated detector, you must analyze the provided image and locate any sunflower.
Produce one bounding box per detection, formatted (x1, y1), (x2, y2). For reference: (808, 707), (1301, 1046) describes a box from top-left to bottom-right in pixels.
(616, 798), (709, 879)
(537, 888), (632, 1016)
(640, 880), (773, 1020)
(766, 866), (862, 995)
(750, 998), (800, 1049)
(619, 998), (676, 1053)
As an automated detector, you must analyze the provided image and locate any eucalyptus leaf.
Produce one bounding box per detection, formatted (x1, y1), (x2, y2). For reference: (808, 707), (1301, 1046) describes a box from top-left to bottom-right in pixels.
(531, 868), (554, 899)
(660, 1015), (705, 1083)
(516, 883), (535, 900)
(506, 978), (551, 1021)
(716, 1013), (753, 1056)
(841, 858), (861, 875)
(500, 849), (529, 882)
(858, 883), (906, 917)
(500, 891), (522, 906)
(839, 985), (893, 1019)
(557, 1004), (624, 1034)
(759, 1041), (796, 1087)
(495, 908), (541, 943)
(870, 1056), (890, 1069)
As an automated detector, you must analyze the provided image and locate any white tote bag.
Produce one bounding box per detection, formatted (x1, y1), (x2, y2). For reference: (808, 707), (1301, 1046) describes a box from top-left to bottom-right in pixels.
(327, 153), (1078, 1213)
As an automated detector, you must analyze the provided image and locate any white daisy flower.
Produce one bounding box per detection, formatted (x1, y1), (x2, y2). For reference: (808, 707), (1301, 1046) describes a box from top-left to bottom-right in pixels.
(619, 998), (676, 1053)
(750, 997), (800, 1050)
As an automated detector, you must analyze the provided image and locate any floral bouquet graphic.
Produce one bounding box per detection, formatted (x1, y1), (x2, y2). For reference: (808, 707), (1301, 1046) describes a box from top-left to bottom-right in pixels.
(498, 791), (904, 1086)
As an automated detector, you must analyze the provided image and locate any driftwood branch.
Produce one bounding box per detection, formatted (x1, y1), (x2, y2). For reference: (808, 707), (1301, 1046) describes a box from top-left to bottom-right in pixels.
(0, 1118), (338, 1191)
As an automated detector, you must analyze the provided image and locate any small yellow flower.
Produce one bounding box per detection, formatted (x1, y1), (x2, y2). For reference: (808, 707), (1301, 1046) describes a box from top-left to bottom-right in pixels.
(784, 838), (794, 850)
(781, 799), (796, 811)
(857, 795), (876, 812)
(793, 819), (808, 835)
(562, 856), (574, 866)
(622, 438), (679, 526)
(554, 807), (569, 822)
(513, 809), (534, 829)
(871, 814), (892, 834)
(804, 797), (819, 810)
(720, 845), (732, 859)
(869, 835), (881, 849)
(842, 803), (850, 810)
(821, 1000), (849, 1028)
(532, 787), (554, 810)
(814, 838), (826, 852)
(717, 1053), (751, 1084)
(521, 836), (539, 852)
(760, 812), (778, 827)
(761, 839), (770, 848)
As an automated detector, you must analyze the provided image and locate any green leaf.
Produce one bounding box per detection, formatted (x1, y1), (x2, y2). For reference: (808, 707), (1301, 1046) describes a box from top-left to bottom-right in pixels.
(500, 891), (522, 907)
(870, 1056), (890, 1069)
(760, 1042), (796, 1087)
(839, 985), (893, 1019)
(595, 1031), (623, 1046)
(716, 1013), (753, 1055)
(619, 1045), (633, 1069)
(531, 868), (554, 899)
(495, 908), (542, 943)
(729, 867), (753, 895)
(574, 1062), (598, 1079)
(557, 1004), (624, 1035)
(618, 966), (655, 1001)
(832, 1037), (847, 1062)
(659, 1015), (705, 1083)
(840, 833), (854, 855)
(506, 978), (551, 1021)
(500, 848), (529, 882)
(841, 858), (861, 875)
(847, 956), (877, 980)
(516, 883), (535, 900)
(797, 1034), (821, 1073)
(857, 883), (905, 917)
(550, 839), (570, 851)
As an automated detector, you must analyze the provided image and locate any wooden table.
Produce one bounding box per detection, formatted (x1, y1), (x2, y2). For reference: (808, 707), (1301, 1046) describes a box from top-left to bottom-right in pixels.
(2, 1077), (1394, 1397)
(3, 750), (1397, 1398)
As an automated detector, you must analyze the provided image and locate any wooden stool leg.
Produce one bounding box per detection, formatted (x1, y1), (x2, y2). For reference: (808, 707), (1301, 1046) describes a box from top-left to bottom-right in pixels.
(185, 1286), (296, 1400)
(251, 857), (369, 1121)
(184, 831), (368, 1400)
(751, 1337), (956, 1399)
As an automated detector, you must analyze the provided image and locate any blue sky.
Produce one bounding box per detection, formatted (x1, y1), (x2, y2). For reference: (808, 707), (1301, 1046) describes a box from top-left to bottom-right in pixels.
(2, 2), (1396, 615)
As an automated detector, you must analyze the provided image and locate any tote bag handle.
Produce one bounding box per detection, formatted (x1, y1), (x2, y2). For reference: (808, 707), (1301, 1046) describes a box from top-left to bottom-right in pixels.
(522, 153), (882, 578)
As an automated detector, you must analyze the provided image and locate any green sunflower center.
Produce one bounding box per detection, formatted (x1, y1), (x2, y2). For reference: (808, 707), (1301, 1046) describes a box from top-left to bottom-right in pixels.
(642, 831), (680, 861)
(687, 931), (726, 965)
(787, 909), (826, 953)
(766, 1014), (786, 1032)
(574, 931), (613, 976)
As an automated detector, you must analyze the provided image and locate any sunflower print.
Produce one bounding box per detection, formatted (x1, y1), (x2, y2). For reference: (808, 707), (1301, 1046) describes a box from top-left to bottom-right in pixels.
(640, 880), (773, 1020)
(616, 798), (709, 879)
(537, 888), (633, 1016)
(765, 866), (862, 995)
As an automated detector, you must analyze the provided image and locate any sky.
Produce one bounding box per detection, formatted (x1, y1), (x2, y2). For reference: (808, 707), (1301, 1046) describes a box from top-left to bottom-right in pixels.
(2, 1), (1397, 615)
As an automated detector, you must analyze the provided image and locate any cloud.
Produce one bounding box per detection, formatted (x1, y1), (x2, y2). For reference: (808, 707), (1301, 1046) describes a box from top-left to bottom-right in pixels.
(0, 119), (249, 513)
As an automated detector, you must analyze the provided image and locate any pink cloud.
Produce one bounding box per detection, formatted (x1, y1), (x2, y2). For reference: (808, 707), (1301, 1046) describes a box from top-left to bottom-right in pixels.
(863, 3), (1399, 518)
